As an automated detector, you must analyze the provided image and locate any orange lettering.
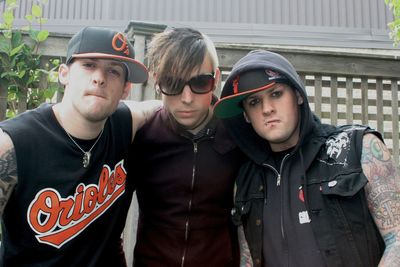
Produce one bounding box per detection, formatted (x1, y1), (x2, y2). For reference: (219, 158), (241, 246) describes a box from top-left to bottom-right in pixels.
(27, 160), (127, 248)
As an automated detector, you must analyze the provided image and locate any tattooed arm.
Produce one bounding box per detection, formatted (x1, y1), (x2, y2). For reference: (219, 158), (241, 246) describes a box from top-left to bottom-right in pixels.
(0, 128), (18, 217)
(238, 225), (253, 267)
(361, 133), (400, 267)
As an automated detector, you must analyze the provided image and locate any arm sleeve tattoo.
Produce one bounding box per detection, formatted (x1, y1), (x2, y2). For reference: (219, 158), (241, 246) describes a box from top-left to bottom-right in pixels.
(361, 133), (400, 267)
(238, 225), (253, 267)
(0, 130), (18, 217)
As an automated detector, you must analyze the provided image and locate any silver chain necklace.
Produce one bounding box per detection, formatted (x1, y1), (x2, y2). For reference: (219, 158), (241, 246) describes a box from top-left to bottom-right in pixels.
(64, 128), (104, 168)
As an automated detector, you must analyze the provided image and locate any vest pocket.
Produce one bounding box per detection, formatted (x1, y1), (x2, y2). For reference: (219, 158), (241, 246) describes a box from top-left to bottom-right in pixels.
(233, 190), (264, 226)
(320, 169), (367, 197)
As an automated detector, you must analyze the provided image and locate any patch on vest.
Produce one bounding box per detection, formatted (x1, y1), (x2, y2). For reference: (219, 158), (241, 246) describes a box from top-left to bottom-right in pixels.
(322, 131), (352, 166)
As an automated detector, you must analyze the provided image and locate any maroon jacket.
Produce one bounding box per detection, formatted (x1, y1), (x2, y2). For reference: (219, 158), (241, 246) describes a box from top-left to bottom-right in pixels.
(129, 108), (243, 267)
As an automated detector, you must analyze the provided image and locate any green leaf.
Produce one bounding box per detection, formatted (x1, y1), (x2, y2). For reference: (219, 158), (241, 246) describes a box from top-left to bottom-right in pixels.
(28, 30), (39, 42)
(1, 72), (9, 78)
(11, 31), (23, 47)
(6, 110), (16, 119)
(31, 4), (43, 18)
(0, 36), (11, 53)
(3, 11), (14, 26)
(36, 30), (49, 42)
(10, 43), (25, 56)
(17, 70), (26, 78)
(43, 88), (56, 99)
(25, 14), (33, 22)
(48, 71), (59, 83)
(3, 30), (12, 39)
(50, 58), (60, 66)
(6, 0), (17, 7)
(1, 71), (19, 78)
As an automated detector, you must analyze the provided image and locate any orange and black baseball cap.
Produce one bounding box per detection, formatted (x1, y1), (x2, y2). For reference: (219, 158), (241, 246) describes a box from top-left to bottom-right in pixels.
(66, 26), (148, 83)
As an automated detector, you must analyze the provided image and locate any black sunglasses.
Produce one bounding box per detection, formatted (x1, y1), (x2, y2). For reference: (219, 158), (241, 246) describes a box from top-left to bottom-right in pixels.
(158, 73), (215, 96)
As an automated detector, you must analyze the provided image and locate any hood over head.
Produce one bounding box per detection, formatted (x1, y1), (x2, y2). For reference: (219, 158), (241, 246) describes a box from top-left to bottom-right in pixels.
(214, 50), (317, 164)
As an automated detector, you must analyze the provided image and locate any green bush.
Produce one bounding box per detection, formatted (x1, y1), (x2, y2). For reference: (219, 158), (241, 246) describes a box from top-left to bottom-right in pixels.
(385, 0), (400, 46)
(0, 0), (61, 120)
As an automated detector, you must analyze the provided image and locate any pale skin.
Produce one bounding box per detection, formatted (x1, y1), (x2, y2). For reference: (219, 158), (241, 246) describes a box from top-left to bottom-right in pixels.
(242, 83), (303, 152)
(160, 55), (220, 134)
(0, 58), (160, 216)
(240, 84), (400, 265)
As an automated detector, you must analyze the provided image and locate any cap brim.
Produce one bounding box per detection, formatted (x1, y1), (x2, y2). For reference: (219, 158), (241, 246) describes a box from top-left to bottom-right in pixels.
(124, 60), (148, 83)
(214, 82), (276, 118)
(72, 53), (148, 83)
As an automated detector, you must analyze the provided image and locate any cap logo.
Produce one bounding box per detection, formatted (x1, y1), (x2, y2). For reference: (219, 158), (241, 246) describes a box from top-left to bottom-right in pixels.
(233, 76), (240, 94)
(265, 69), (284, 80)
(112, 32), (130, 56)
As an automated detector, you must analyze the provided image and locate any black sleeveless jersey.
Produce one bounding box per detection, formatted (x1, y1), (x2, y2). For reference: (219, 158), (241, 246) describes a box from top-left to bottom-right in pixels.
(0, 103), (134, 267)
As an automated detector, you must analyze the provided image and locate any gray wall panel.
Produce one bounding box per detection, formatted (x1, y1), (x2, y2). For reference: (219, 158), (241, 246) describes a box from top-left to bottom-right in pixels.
(0, 0), (396, 49)
(1, 0), (394, 29)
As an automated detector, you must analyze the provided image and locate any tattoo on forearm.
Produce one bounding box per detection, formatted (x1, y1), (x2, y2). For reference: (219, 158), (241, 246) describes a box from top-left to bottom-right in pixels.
(383, 232), (397, 247)
(380, 235), (400, 267)
(362, 134), (400, 266)
(238, 226), (253, 267)
(0, 147), (18, 213)
(362, 136), (400, 230)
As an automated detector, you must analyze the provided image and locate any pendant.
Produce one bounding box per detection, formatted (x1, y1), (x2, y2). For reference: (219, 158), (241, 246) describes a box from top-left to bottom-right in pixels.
(83, 152), (91, 168)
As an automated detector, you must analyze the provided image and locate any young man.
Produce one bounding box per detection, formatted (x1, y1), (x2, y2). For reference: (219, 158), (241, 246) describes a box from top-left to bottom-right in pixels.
(0, 26), (159, 266)
(214, 50), (400, 267)
(129, 27), (243, 267)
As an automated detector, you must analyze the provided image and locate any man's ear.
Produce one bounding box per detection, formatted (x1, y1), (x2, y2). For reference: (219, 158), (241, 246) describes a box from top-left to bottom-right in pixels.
(296, 91), (304, 105)
(121, 82), (132, 100)
(213, 68), (221, 91)
(155, 84), (161, 95)
(243, 111), (251, 123)
(58, 64), (70, 86)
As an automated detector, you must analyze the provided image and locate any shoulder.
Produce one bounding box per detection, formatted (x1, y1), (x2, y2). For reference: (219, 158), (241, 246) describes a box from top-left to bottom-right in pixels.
(0, 104), (52, 131)
(109, 102), (134, 126)
(325, 124), (381, 148)
(113, 102), (131, 117)
(319, 124), (382, 164)
(123, 100), (162, 141)
(131, 108), (168, 145)
(361, 133), (390, 165)
(0, 128), (15, 154)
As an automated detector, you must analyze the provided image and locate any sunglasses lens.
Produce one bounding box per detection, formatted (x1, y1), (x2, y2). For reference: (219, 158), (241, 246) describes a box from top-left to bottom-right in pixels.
(189, 75), (215, 94)
(159, 74), (214, 95)
(159, 77), (186, 96)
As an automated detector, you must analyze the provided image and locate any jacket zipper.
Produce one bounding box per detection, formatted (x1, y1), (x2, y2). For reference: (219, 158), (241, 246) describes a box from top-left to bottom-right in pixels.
(181, 142), (198, 267)
(263, 153), (290, 260)
(278, 154), (290, 266)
